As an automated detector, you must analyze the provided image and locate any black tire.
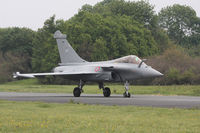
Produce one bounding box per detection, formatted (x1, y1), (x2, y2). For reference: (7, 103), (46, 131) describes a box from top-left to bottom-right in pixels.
(103, 87), (111, 97)
(73, 87), (81, 97)
(123, 92), (131, 98)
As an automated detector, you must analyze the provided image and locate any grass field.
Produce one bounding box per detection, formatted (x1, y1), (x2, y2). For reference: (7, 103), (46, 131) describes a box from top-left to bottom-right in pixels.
(0, 100), (199, 133)
(0, 80), (200, 133)
(0, 79), (200, 96)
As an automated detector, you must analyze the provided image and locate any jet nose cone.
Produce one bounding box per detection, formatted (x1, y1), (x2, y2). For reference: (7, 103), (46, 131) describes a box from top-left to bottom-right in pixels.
(143, 67), (163, 78)
(154, 70), (163, 77)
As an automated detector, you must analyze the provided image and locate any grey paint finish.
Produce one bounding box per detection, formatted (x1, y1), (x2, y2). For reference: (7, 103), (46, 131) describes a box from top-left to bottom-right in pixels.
(54, 31), (86, 63)
(14, 30), (163, 82)
(0, 92), (200, 108)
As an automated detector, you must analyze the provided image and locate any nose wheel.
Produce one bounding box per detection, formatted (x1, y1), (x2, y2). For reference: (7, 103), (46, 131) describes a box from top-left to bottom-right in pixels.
(124, 81), (131, 98)
(123, 92), (131, 97)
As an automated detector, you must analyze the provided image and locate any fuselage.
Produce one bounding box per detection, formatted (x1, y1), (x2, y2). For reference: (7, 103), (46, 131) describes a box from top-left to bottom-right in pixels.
(53, 60), (163, 82)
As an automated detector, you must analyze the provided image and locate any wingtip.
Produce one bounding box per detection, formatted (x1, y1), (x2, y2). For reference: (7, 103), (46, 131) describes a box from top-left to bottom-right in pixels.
(13, 72), (19, 78)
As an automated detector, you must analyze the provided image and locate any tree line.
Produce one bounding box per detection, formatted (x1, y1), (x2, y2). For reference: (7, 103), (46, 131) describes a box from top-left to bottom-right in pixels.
(0, 0), (200, 84)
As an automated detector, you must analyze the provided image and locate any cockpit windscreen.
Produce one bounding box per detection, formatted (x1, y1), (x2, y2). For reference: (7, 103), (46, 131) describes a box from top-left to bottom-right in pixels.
(112, 55), (142, 65)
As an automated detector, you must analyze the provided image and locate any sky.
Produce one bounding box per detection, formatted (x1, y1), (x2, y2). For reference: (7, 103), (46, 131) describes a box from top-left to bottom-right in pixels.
(0, 0), (199, 30)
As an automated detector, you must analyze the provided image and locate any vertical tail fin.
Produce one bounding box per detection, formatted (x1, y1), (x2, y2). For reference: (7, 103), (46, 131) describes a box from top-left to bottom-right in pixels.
(54, 30), (86, 64)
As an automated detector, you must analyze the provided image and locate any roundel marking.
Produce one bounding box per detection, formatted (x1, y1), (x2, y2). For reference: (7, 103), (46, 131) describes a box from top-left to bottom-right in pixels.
(95, 66), (101, 72)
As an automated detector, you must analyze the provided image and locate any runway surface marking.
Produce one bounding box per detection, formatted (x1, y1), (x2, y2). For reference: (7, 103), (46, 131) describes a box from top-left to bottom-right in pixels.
(0, 92), (200, 108)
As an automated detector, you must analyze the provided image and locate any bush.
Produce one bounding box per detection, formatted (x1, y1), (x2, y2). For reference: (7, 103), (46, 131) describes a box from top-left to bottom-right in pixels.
(166, 68), (181, 84)
(147, 46), (200, 85)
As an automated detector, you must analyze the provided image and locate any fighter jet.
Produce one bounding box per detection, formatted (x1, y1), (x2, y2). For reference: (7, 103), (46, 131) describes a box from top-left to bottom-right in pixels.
(13, 30), (163, 98)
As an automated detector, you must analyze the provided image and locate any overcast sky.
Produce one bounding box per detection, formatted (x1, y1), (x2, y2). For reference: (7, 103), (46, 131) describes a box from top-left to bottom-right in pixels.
(0, 0), (199, 30)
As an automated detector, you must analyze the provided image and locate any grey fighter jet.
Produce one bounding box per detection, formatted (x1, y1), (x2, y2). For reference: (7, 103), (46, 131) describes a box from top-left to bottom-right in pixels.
(13, 30), (163, 98)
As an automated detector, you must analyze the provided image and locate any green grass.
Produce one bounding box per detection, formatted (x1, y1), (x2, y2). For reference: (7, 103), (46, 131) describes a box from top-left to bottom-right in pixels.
(0, 100), (199, 133)
(0, 79), (200, 96)
(4, 79), (39, 85)
(1, 80), (200, 132)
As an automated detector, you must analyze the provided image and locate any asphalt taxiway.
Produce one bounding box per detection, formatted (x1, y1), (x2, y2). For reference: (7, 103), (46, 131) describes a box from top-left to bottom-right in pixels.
(0, 92), (200, 108)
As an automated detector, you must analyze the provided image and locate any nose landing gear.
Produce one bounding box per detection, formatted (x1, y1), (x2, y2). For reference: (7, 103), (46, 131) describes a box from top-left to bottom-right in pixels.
(123, 81), (131, 98)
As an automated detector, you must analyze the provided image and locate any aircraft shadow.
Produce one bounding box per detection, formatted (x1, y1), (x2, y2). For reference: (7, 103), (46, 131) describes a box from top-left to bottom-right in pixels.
(48, 95), (124, 99)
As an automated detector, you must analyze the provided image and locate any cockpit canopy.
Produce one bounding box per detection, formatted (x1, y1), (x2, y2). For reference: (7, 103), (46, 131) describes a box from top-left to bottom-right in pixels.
(112, 55), (142, 65)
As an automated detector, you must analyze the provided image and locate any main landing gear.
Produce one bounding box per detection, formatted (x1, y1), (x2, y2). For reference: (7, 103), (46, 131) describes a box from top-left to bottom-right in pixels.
(73, 80), (85, 97)
(99, 83), (111, 97)
(123, 81), (131, 98)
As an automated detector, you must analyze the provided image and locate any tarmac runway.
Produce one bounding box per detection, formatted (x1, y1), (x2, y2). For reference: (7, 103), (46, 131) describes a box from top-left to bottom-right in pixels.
(0, 92), (200, 108)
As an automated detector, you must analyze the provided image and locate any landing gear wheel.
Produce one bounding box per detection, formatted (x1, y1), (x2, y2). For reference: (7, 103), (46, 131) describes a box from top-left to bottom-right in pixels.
(73, 87), (81, 97)
(123, 92), (131, 98)
(103, 87), (111, 97)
